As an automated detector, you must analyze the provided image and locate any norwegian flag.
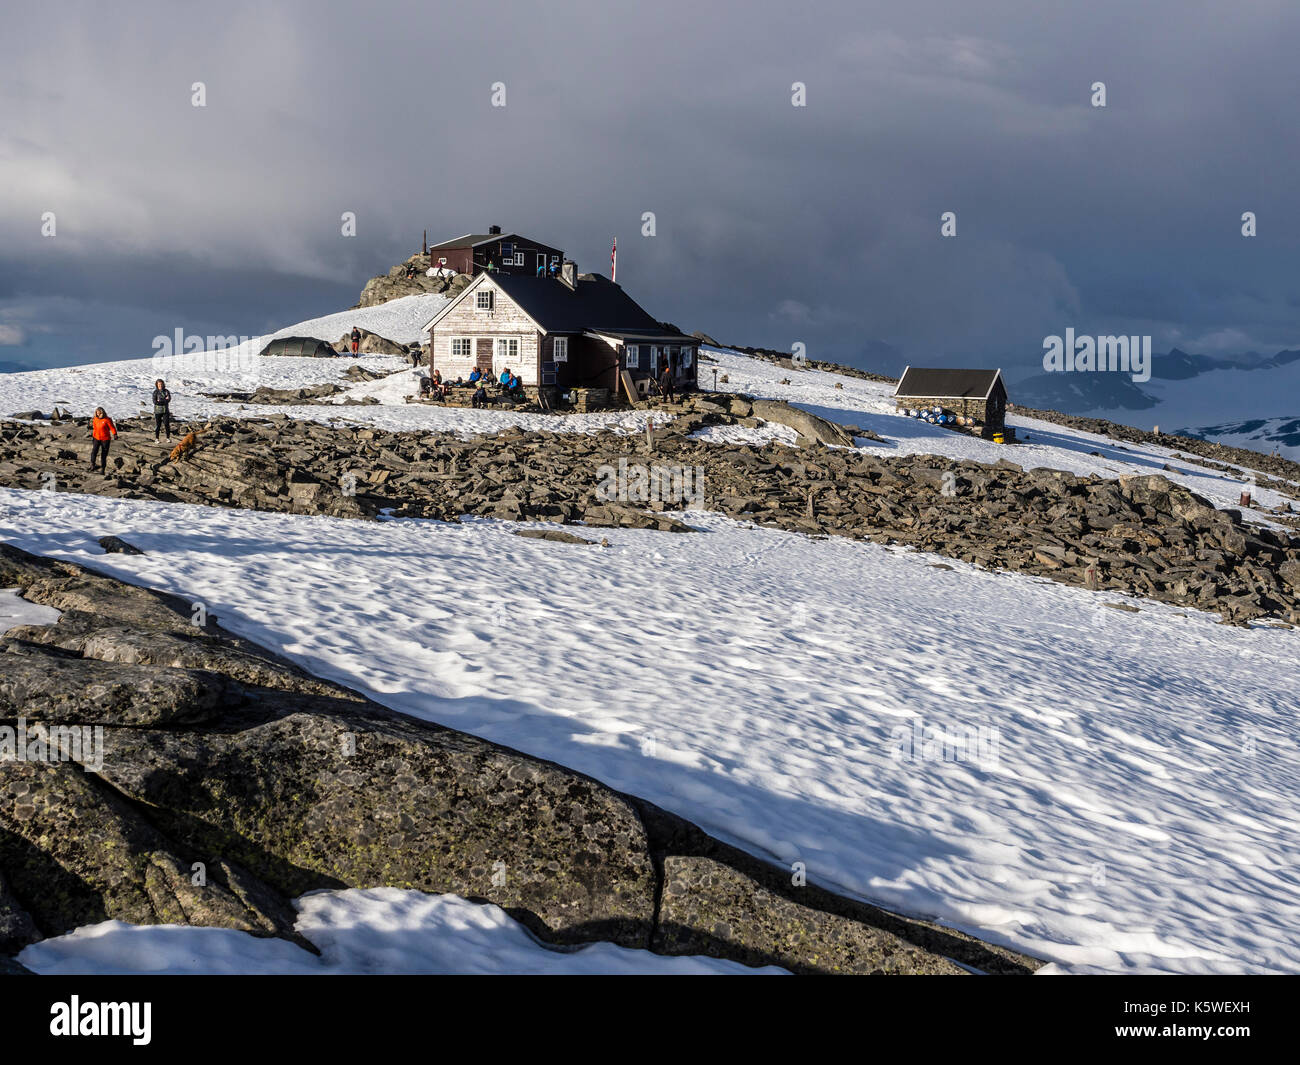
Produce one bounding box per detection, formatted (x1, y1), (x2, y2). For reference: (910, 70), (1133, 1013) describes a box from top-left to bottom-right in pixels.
(611, 238), (617, 282)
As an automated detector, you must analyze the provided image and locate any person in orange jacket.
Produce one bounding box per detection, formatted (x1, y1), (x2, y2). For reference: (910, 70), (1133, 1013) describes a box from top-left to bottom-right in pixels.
(89, 407), (118, 473)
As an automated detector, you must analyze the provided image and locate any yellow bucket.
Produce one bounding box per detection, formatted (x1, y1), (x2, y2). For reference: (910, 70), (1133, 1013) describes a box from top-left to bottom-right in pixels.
(992, 431), (1005, 444)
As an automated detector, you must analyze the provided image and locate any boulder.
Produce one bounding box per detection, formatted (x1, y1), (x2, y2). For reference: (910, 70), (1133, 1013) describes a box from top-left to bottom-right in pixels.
(0, 759), (297, 941)
(98, 535), (144, 555)
(750, 399), (855, 448)
(92, 708), (660, 948)
(0, 646), (237, 725)
(333, 329), (407, 357)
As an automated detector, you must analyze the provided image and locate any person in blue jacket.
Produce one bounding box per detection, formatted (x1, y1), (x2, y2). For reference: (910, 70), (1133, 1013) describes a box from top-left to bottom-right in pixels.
(469, 368), (482, 384)
(499, 368), (511, 388)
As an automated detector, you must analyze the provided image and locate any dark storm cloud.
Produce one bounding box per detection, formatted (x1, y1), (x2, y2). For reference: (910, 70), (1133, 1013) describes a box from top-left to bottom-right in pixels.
(2, 0), (1298, 371)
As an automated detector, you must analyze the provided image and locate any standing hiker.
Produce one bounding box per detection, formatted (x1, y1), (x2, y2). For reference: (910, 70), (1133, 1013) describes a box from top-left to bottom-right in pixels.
(350, 326), (361, 354)
(152, 378), (173, 440)
(89, 407), (118, 473)
(659, 364), (675, 402)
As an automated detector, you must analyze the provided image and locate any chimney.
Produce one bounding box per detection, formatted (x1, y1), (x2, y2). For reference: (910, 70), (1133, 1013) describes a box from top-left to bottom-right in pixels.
(559, 259), (577, 289)
(488, 224), (502, 235)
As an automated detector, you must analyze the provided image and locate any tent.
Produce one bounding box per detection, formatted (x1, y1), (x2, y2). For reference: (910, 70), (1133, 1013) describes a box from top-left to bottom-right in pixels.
(259, 336), (337, 358)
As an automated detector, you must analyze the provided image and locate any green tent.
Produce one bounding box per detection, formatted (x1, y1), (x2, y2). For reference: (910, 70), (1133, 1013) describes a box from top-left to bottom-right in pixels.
(259, 336), (337, 358)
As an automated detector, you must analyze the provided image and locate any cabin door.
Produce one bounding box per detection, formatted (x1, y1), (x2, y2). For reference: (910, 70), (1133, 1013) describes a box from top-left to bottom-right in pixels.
(475, 338), (493, 374)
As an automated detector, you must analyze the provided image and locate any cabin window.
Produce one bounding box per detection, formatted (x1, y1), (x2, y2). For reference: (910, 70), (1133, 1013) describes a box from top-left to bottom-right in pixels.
(438, 257), (447, 266)
(451, 338), (473, 358)
(553, 337), (569, 363)
(475, 290), (494, 311)
(550, 255), (560, 265)
(625, 345), (640, 369)
(513, 252), (525, 266)
(682, 347), (694, 367)
(496, 337), (520, 360)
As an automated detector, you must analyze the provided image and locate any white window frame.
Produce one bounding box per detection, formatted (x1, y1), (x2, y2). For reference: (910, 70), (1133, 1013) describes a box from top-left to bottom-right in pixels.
(450, 337), (473, 359)
(495, 337), (520, 361)
(625, 344), (640, 369)
(475, 290), (494, 311)
(513, 252), (525, 266)
(550, 254), (560, 265)
(553, 337), (569, 363)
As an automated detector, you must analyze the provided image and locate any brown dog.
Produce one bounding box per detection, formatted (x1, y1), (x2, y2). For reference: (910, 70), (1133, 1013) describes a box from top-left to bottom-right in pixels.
(169, 431), (198, 462)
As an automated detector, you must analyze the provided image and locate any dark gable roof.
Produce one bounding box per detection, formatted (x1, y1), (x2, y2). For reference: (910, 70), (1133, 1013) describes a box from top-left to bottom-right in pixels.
(428, 231), (558, 253)
(428, 233), (497, 252)
(894, 367), (1003, 400)
(492, 274), (686, 338)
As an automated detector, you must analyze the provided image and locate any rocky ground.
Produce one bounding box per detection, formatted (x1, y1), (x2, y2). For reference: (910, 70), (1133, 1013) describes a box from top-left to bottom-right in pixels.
(355, 256), (472, 308)
(2, 394), (1299, 624)
(0, 543), (1039, 974)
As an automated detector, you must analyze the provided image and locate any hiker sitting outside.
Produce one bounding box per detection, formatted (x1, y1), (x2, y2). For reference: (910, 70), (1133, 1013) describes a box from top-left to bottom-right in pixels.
(89, 407), (118, 473)
(417, 374), (434, 398)
(350, 326), (361, 354)
(152, 378), (173, 440)
(498, 368), (512, 391)
(471, 384), (489, 409)
(431, 369), (449, 400)
(469, 368), (482, 385)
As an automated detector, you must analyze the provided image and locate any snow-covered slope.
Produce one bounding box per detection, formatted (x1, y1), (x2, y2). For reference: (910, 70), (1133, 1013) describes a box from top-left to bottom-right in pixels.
(4, 487), (1298, 975)
(1174, 416), (1300, 461)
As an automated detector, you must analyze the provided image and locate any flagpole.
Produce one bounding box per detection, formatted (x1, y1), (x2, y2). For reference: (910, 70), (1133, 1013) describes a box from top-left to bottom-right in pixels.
(611, 238), (617, 283)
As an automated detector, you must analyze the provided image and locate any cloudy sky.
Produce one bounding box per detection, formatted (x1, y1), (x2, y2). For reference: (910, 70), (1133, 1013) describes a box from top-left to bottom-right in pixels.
(2, 0), (1298, 376)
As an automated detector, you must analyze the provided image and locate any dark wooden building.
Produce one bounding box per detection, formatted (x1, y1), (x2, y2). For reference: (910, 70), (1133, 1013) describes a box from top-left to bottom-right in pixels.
(893, 367), (1009, 437)
(423, 261), (698, 397)
(426, 225), (565, 278)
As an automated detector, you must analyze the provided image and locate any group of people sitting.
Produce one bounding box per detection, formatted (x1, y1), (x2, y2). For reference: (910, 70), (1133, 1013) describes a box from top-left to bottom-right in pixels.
(417, 366), (525, 407)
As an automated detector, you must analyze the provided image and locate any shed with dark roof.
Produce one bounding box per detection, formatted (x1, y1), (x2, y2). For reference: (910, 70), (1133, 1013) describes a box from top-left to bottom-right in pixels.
(893, 366), (1008, 437)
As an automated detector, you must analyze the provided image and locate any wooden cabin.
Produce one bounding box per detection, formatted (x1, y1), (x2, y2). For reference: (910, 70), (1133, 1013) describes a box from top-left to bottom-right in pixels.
(426, 225), (565, 278)
(422, 262), (697, 400)
(893, 367), (1008, 438)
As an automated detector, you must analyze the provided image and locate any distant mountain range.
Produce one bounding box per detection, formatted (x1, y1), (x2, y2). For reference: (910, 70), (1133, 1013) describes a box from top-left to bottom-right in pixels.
(1009, 347), (1300, 457)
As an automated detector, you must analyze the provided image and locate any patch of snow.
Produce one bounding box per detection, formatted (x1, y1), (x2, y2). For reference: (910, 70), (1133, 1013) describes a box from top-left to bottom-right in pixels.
(19, 888), (779, 975)
(0, 587), (60, 633)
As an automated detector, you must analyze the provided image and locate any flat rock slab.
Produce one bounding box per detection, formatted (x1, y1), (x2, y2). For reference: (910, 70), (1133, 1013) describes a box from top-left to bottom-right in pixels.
(93, 708), (660, 949)
(653, 855), (965, 974)
(0, 647), (236, 726)
(513, 528), (596, 544)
